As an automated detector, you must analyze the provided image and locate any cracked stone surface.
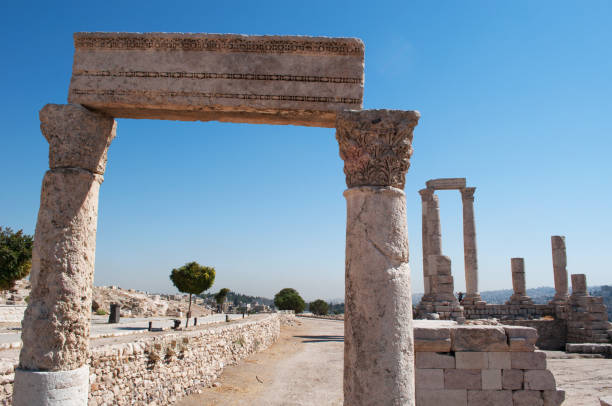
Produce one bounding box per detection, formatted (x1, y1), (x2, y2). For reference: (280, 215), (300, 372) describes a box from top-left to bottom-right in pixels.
(19, 169), (103, 371)
(343, 186), (414, 406)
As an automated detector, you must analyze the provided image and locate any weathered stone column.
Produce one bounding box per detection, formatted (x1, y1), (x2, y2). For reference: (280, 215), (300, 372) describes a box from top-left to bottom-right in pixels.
(511, 258), (527, 296)
(460, 187), (482, 304)
(418, 188), (433, 297)
(570, 274), (588, 296)
(13, 104), (116, 406)
(550, 235), (569, 303)
(507, 258), (533, 304)
(337, 109), (419, 406)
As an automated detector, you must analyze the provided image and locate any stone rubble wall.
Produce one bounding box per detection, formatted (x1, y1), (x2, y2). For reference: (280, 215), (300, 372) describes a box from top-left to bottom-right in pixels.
(0, 314), (280, 405)
(567, 294), (610, 343)
(462, 303), (558, 320)
(414, 322), (565, 406)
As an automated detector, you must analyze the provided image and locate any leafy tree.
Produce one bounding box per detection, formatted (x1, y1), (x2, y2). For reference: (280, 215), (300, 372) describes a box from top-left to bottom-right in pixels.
(274, 288), (306, 314)
(170, 262), (215, 326)
(0, 227), (33, 290)
(214, 288), (230, 311)
(309, 299), (329, 316)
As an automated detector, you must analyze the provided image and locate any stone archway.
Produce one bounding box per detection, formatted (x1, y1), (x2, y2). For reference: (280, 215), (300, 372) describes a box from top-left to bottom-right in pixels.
(13, 32), (420, 405)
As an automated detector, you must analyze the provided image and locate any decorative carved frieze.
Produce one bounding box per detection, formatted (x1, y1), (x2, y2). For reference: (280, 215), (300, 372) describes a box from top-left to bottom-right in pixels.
(336, 109), (420, 189)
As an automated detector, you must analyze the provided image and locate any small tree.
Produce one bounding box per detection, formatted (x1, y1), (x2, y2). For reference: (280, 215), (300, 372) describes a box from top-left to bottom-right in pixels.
(214, 288), (230, 312)
(309, 299), (329, 316)
(274, 288), (306, 314)
(170, 262), (215, 326)
(0, 227), (33, 291)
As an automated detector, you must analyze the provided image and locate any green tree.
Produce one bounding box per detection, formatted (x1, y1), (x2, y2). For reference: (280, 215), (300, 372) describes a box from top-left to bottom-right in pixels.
(274, 288), (306, 313)
(0, 227), (33, 290)
(170, 262), (215, 326)
(309, 299), (329, 316)
(214, 288), (230, 311)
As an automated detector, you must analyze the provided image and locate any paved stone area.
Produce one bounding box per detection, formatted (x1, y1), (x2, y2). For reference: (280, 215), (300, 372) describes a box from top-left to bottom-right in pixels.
(0, 313), (245, 348)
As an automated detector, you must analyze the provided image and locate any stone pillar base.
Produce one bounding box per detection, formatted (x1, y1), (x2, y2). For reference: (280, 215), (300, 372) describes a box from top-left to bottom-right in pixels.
(13, 365), (89, 406)
(505, 294), (534, 305)
(460, 293), (485, 306)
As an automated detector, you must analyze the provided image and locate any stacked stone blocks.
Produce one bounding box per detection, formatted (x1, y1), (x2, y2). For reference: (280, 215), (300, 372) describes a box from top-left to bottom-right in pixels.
(414, 322), (565, 406)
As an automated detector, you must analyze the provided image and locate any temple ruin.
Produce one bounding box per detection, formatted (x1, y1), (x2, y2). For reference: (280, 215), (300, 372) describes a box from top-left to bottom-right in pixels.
(415, 178), (610, 352)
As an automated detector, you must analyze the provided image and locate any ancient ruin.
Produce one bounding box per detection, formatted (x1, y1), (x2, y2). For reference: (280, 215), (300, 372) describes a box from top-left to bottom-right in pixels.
(415, 178), (610, 356)
(417, 178), (484, 320)
(13, 32), (421, 405)
(11, 31), (590, 406)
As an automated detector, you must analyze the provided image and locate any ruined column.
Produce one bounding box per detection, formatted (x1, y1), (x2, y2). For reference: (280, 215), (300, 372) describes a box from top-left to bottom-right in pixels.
(337, 109), (419, 406)
(550, 236), (569, 303)
(13, 104), (116, 406)
(507, 258), (533, 304)
(460, 187), (482, 304)
(570, 274), (588, 296)
(418, 188), (433, 298)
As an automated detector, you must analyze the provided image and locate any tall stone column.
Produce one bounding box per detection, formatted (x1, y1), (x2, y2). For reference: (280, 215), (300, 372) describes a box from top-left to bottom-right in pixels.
(337, 109), (420, 406)
(550, 235), (569, 304)
(418, 188), (433, 298)
(460, 187), (482, 304)
(13, 104), (116, 406)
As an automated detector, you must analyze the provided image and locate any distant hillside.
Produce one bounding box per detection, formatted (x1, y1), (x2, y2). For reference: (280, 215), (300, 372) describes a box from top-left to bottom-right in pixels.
(199, 291), (274, 307)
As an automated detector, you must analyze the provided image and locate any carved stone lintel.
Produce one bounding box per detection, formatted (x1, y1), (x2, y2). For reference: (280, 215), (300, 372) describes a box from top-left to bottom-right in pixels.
(40, 104), (116, 175)
(336, 109), (420, 189)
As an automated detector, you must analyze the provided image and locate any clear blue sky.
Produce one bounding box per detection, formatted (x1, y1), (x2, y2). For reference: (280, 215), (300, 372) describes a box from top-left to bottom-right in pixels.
(1, 1), (610, 301)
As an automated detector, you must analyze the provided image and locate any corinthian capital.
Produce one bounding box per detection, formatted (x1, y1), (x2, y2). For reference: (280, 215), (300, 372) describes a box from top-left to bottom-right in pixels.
(336, 109), (420, 189)
(460, 187), (476, 201)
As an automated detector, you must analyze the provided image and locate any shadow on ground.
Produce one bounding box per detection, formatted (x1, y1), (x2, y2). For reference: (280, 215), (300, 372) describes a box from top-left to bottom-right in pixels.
(294, 335), (344, 343)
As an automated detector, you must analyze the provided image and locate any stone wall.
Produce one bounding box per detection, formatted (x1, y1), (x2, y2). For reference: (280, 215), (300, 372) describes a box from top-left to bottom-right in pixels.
(462, 303), (558, 320)
(503, 320), (567, 351)
(0, 307), (26, 323)
(0, 314), (280, 405)
(414, 321), (565, 406)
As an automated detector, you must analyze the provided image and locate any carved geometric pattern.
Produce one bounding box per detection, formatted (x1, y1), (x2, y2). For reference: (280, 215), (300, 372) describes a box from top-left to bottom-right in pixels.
(71, 88), (361, 105)
(73, 70), (363, 85)
(336, 110), (420, 189)
(74, 36), (364, 57)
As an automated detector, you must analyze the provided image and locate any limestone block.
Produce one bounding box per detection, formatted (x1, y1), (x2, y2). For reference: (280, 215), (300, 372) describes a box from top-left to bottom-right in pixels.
(524, 370), (556, 390)
(481, 369), (501, 390)
(414, 326), (452, 352)
(13, 365), (89, 406)
(426, 178), (467, 190)
(40, 104), (116, 174)
(513, 390), (544, 406)
(456, 352), (487, 369)
(504, 326), (537, 351)
(487, 352), (511, 369)
(415, 352), (455, 369)
(69, 32), (364, 128)
(502, 369), (523, 390)
(511, 351), (547, 370)
(416, 369), (444, 389)
(429, 255), (452, 276)
(416, 389), (467, 406)
(451, 326), (508, 352)
(444, 369), (481, 390)
(466, 390), (512, 406)
(543, 390), (566, 406)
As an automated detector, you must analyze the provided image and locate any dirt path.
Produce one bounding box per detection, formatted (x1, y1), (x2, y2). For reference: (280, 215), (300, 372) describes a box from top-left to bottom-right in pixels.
(177, 318), (343, 406)
(178, 319), (612, 405)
